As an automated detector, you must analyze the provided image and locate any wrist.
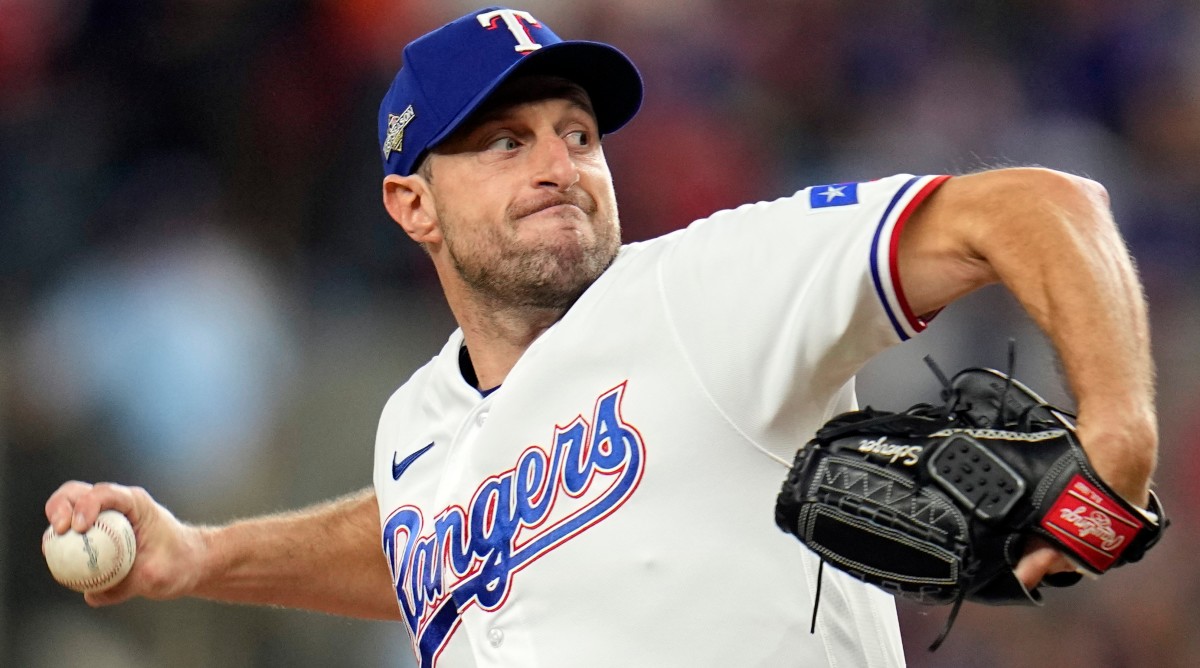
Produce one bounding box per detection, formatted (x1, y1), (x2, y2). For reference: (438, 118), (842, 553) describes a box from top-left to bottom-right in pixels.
(186, 524), (223, 600)
(1074, 412), (1158, 508)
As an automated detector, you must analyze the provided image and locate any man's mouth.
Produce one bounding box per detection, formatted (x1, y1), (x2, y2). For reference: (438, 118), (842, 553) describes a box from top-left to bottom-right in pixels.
(512, 194), (593, 220)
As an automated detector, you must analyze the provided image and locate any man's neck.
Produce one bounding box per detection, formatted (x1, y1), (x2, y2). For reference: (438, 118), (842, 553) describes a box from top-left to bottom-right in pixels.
(452, 298), (566, 391)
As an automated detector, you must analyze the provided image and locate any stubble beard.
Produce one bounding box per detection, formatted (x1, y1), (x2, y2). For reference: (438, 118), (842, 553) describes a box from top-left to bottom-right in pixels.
(441, 203), (621, 311)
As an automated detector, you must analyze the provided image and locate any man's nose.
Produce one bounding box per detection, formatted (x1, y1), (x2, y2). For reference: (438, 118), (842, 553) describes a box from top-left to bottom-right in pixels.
(531, 136), (580, 191)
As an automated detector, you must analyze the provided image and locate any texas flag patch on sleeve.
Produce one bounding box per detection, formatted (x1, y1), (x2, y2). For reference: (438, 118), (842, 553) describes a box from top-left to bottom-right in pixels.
(809, 182), (859, 209)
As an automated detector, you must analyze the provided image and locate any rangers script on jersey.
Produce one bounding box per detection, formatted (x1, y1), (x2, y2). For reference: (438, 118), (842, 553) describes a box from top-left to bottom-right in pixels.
(373, 173), (950, 667)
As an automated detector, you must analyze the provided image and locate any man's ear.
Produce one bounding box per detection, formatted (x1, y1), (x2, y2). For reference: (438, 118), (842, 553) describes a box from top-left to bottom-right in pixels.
(383, 173), (441, 245)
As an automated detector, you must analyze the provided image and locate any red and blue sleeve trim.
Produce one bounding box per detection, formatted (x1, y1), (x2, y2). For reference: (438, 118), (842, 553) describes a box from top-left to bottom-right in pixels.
(869, 174), (953, 341)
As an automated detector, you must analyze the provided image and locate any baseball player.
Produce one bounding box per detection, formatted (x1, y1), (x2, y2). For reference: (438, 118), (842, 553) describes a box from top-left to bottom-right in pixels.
(44, 6), (1158, 667)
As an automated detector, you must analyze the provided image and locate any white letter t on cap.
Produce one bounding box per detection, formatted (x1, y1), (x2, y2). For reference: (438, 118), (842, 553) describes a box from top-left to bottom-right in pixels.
(477, 9), (543, 53)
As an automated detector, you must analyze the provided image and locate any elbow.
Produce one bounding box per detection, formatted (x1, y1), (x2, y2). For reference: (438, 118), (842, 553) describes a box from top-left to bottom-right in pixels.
(970, 167), (1118, 242)
(1013, 167), (1112, 219)
(1081, 175), (1111, 210)
(1053, 169), (1111, 215)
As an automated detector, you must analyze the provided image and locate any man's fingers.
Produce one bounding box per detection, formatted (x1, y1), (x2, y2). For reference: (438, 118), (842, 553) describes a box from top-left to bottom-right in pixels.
(1014, 540), (1075, 590)
(71, 482), (145, 531)
(83, 581), (135, 608)
(44, 480), (95, 534)
(44, 481), (143, 534)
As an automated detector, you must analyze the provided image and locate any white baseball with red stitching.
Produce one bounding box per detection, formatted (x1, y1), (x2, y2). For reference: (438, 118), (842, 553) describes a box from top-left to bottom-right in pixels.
(43, 509), (137, 593)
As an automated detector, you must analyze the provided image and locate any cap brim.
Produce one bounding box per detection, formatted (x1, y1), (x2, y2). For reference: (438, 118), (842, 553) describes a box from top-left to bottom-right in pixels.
(425, 40), (643, 151)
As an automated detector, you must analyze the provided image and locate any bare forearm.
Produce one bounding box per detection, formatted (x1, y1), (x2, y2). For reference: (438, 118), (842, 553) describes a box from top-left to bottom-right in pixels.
(965, 170), (1156, 503)
(194, 487), (400, 620)
(45, 482), (401, 618)
(901, 168), (1157, 505)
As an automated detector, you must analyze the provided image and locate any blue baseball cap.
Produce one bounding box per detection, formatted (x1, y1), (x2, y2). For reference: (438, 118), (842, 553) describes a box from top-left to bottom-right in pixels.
(378, 6), (644, 176)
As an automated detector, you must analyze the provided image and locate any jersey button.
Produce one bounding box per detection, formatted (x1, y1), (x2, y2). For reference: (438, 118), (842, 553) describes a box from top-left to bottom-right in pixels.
(488, 627), (504, 648)
(476, 411), (489, 426)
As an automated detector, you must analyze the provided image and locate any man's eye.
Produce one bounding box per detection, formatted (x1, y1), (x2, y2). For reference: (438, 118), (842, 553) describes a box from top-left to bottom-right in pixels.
(566, 130), (591, 147)
(487, 137), (519, 151)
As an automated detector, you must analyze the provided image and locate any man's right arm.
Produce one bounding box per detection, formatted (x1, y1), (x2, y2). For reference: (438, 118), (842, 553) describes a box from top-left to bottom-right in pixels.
(44, 481), (401, 620)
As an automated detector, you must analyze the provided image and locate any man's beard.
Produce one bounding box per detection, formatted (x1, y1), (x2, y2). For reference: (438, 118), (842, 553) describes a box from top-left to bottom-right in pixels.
(440, 199), (621, 310)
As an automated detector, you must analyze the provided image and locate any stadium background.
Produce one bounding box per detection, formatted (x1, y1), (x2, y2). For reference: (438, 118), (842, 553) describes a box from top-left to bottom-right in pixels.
(2, 1), (1198, 666)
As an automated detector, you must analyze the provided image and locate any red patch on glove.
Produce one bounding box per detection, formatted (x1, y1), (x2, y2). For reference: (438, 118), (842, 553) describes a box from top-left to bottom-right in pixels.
(1041, 474), (1144, 572)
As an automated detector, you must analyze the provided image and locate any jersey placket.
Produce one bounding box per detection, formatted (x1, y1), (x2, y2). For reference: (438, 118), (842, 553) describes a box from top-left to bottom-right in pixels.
(433, 395), (512, 666)
(445, 395), (546, 667)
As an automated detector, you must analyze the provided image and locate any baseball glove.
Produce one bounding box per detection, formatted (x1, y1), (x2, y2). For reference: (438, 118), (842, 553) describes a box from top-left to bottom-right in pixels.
(775, 356), (1167, 648)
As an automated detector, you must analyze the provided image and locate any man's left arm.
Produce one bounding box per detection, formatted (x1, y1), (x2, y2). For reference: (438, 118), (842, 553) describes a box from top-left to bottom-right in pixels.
(897, 167), (1157, 511)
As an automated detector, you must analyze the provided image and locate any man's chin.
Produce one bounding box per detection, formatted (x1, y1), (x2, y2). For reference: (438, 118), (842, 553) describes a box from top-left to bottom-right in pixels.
(521, 255), (612, 308)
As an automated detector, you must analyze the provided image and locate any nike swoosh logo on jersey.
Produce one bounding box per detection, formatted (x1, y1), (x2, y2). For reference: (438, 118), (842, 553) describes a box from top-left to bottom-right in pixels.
(392, 442), (435, 481)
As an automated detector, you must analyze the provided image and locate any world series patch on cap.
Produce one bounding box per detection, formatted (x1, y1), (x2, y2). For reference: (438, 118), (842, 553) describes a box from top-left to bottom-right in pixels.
(378, 6), (644, 176)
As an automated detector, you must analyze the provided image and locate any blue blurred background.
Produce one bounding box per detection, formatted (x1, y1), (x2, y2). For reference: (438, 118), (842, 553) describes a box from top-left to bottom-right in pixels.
(3, 1), (1198, 666)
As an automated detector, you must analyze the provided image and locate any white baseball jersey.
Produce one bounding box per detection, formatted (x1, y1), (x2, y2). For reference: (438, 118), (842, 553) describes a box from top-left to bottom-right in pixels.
(373, 173), (951, 667)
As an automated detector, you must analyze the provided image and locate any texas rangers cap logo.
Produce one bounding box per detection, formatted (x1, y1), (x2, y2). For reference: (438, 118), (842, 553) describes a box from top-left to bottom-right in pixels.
(476, 8), (543, 53)
(383, 105), (416, 160)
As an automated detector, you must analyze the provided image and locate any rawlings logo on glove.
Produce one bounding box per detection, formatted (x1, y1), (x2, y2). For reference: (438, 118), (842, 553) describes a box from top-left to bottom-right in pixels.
(774, 355), (1168, 649)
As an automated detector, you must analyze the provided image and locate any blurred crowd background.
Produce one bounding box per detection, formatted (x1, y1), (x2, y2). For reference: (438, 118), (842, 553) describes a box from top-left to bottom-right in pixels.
(2, 0), (1198, 666)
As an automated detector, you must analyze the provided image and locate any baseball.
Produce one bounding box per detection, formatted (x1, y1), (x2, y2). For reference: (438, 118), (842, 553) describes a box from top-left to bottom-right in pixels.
(43, 509), (137, 593)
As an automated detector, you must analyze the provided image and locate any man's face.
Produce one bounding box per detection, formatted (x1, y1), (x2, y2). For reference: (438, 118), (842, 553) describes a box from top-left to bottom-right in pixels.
(423, 78), (621, 310)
